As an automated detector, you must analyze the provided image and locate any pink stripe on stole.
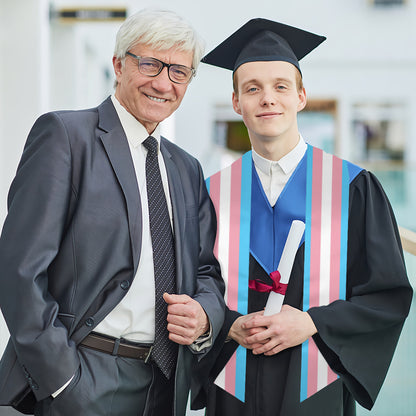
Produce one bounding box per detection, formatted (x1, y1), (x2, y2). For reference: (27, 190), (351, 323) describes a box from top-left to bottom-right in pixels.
(225, 352), (237, 396)
(209, 172), (221, 259)
(224, 158), (242, 394)
(330, 156), (343, 303)
(307, 148), (323, 397)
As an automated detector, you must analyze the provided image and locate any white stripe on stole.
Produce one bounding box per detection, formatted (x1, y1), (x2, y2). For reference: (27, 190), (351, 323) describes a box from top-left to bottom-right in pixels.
(215, 166), (232, 390)
(317, 151), (333, 391)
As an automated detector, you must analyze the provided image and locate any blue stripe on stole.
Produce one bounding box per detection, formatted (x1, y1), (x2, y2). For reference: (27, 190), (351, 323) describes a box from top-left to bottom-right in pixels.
(206, 176), (210, 193)
(235, 151), (252, 401)
(339, 161), (350, 300)
(300, 145), (314, 401)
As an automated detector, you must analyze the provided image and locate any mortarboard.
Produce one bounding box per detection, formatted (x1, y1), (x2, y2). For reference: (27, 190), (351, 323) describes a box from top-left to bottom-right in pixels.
(202, 18), (326, 75)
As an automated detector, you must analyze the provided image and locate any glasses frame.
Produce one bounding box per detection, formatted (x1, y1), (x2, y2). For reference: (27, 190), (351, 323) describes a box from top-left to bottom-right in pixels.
(125, 52), (196, 84)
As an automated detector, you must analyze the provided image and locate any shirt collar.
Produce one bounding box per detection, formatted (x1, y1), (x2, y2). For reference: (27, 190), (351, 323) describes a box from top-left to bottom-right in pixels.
(111, 95), (161, 149)
(252, 136), (307, 176)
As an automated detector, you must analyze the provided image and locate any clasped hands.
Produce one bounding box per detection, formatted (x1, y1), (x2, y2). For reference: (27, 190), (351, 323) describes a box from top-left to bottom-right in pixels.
(229, 305), (317, 356)
(163, 293), (209, 345)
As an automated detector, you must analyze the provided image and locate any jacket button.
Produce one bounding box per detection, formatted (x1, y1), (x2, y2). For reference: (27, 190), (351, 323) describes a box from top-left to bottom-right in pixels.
(85, 317), (94, 327)
(120, 280), (130, 290)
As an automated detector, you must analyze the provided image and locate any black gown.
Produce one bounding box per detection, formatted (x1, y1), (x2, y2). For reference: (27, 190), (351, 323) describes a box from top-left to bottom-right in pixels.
(191, 169), (413, 416)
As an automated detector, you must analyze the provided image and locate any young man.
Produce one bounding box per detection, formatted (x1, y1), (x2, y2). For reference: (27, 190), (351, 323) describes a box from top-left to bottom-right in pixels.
(0, 9), (225, 416)
(191, 18), (412, 415)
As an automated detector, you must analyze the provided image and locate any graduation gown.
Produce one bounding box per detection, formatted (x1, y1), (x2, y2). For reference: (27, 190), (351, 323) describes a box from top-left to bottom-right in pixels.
(191, 150), (412, 416)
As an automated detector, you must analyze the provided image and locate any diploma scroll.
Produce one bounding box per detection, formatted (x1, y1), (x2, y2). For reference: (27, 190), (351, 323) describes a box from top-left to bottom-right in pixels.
(264, 220), (305, 316)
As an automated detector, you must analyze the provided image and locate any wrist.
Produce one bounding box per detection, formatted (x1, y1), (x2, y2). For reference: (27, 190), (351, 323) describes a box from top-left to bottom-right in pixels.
(305, 312), (318, 336)
(228, 316), (242, 341)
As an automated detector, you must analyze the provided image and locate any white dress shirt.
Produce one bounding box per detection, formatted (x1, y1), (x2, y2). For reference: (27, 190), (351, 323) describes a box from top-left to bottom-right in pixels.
(252, 137), (307, 206)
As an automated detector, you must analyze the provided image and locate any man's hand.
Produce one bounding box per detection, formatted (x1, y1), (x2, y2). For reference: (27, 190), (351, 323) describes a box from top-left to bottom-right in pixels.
(242, 305), (318, 356)
(164, 293), (209, 345)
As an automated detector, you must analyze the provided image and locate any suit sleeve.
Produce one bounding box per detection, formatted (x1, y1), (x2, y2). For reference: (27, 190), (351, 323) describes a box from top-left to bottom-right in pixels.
(0, 113), (80, 401)
(307, 170), (413, 409)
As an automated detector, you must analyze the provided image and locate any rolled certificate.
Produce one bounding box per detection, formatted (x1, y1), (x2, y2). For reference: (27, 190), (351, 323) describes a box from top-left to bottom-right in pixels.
(264, 220), (305, 316)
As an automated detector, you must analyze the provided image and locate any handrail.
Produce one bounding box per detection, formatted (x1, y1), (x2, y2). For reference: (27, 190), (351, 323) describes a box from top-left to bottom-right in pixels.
(399, 226), (416, 256)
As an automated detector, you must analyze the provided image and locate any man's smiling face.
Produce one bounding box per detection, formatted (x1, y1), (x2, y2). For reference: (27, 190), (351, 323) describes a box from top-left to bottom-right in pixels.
(113, 44), (193, 134)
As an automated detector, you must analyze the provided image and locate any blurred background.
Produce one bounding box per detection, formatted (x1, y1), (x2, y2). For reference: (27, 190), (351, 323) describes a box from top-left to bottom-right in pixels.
(0, 0), (415, 415)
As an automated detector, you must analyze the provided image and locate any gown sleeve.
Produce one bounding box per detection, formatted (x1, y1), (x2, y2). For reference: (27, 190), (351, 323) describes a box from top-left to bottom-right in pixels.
(307, 170), (413, 409)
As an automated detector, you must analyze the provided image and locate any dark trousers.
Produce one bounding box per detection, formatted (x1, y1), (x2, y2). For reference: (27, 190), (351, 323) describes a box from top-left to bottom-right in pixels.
(34, 345), (174, 416)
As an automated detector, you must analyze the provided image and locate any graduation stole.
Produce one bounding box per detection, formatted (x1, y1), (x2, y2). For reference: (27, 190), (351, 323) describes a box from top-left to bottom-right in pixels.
(206, 151), (252, 402)
(206, 145), (357, 403)
(300, 146), (351, 401)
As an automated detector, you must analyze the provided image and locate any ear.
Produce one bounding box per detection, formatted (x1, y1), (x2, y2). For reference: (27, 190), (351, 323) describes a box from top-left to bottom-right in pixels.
(113, 56), (123, 82)
(232, 91), (242, 115)
(297, 87), (307, 112)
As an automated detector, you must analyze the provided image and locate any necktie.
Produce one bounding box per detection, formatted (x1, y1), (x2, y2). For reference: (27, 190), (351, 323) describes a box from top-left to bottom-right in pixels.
(143, 136), (177, 379)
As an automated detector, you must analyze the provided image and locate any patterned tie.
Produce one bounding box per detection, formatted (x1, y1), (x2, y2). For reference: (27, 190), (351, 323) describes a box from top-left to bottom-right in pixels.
(143, 136), (177, 379)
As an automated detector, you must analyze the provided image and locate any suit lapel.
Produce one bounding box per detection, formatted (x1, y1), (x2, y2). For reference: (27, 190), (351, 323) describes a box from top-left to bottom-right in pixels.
(161, 139), (186, 291)
(96, 98), (185, 288)
(97, 98), (142, 273)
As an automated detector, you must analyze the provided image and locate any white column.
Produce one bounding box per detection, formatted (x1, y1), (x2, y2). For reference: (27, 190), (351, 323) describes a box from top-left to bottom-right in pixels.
(0, 0), (50, 355)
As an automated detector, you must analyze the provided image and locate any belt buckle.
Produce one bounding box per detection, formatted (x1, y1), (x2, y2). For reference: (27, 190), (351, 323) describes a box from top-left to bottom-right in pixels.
(144, 346), (153, 363)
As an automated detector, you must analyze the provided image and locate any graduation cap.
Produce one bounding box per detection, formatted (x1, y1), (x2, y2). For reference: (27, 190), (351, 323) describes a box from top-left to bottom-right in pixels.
(202, 18), (326, 76)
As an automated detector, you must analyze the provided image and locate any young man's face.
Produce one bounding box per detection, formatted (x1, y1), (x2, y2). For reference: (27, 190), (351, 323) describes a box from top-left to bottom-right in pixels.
(232, 60), (306, 147)
(113, 44), (193, 134)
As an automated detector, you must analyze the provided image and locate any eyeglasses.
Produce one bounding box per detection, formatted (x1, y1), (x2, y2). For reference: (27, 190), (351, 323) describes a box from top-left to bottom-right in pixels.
(125, 52), (195, 84)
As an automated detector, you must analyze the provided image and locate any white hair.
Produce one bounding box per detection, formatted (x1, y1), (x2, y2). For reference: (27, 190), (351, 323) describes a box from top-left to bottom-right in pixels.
(114, 9), (205, 70)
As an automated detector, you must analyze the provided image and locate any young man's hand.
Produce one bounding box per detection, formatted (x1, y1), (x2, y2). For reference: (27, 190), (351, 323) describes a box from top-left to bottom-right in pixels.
(241, 305), (317, 356)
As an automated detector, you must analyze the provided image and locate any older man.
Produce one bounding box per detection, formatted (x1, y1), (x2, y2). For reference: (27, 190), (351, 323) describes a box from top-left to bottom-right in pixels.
(0, 9), (224, 416)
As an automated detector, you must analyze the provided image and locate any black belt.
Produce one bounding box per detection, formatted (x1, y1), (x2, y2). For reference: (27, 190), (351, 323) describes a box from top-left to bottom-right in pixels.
(80, 332), (153, 362)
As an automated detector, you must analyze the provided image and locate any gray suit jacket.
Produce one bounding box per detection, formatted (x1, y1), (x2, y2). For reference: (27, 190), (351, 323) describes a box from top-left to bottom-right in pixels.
(0, 97), (225, 415)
